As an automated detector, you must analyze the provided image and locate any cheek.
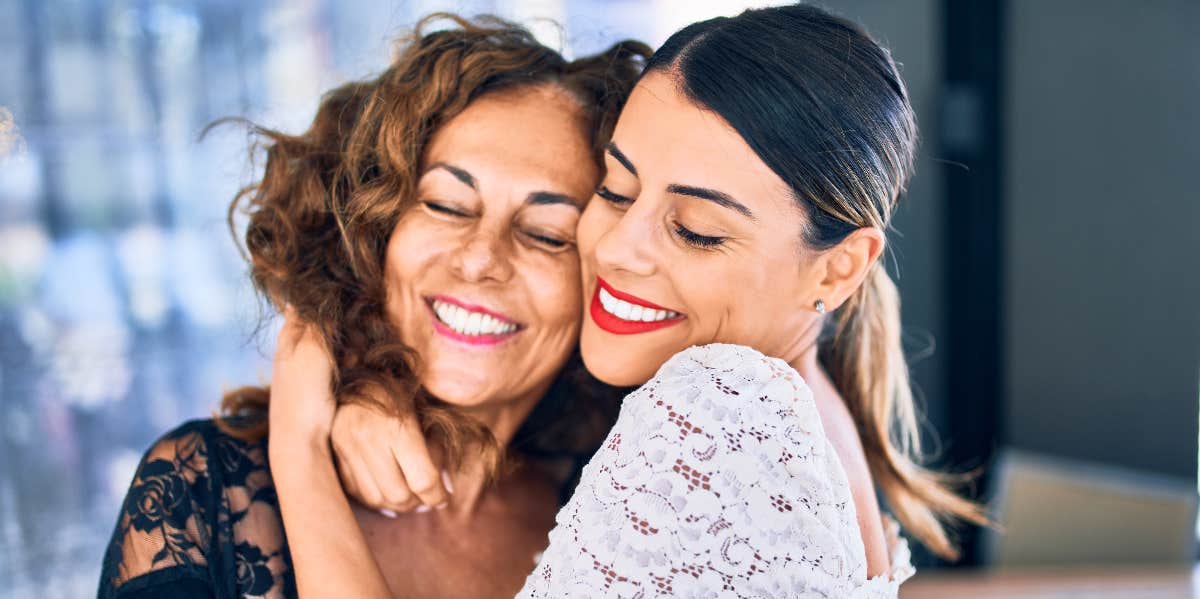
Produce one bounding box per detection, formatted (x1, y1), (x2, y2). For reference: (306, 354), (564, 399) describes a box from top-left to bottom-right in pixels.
(528, 256), (584, 331)
(386, 213), (437, 275)
(687, 254), (798, 344)
(383, 215), (450, 322)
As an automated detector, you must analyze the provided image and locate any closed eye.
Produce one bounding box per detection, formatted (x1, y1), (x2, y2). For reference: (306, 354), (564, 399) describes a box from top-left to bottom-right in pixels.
(422, 200), (470, 217)
(523, 230), (570, 249)
(595, 185), (633, 207)
(674, 223), (726, 248)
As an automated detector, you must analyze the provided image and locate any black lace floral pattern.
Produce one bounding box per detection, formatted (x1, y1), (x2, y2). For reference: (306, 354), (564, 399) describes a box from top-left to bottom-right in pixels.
(98, 419), (297, 599)
(234, 542), (276, 595)
(126, 458), (191, 533)
(98, 417), (591, 598)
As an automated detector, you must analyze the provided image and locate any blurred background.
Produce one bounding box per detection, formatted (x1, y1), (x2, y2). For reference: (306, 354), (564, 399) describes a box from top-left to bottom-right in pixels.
(0, 0), (1196, 597)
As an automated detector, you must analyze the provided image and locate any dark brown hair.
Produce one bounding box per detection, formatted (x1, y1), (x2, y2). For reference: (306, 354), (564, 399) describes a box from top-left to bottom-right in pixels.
(217, 14), (649, 475)
(646, 4), (987, 559)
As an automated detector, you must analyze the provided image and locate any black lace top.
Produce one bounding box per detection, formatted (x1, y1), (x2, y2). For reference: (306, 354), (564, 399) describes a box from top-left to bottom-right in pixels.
(97, 416), (595, 598)
(98, 419), (297, 599)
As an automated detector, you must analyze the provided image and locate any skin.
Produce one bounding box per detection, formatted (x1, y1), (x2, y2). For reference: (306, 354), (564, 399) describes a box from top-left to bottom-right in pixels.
(332, 72), (899, 579)
(273, 83), (598, 599)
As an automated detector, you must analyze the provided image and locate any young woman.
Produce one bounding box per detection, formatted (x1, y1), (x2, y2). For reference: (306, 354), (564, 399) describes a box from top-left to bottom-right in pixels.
(275, 4), (987, 597)
(97, 15), (649, 599)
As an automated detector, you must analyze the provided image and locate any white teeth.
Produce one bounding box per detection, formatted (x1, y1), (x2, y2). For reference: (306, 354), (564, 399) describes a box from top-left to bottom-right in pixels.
(479, 315), (501, 335)
(597, 287), (680, 322)
(615, 301), (632, 320)
(431, 300), (519, 337)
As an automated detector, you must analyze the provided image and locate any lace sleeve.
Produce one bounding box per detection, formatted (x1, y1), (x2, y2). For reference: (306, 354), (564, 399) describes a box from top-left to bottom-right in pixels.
(517, 344), (876, 598)
(99, 424), (215, 596)
(98, 419), (295, 599)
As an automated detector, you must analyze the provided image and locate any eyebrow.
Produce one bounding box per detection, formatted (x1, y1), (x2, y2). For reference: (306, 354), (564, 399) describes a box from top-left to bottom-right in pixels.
(427, 162), (580, 210)
(526, 191), (582, 210)
(605, 142), (637, 177)
(667, 184), (756, 220)
(427, 162), (476, 188)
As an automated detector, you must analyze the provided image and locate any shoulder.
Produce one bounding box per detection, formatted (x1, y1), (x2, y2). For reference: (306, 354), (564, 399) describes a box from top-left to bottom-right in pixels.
(529, 345), (873, 595)
(605, 344), (851, 506)
(145, 418), (279, 531)
(113, 418), (253, 548)
(631, 343), (820, 429)
(138, 418), (269, 489)
(99, 421), (219, 596)
(636, 343), (866, 555)
(128, 420), (224, 520)
(100, 419), (284, 597)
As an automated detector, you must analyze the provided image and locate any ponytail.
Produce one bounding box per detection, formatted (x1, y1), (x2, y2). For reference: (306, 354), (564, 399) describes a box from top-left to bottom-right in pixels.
(821, 264), (989, 560)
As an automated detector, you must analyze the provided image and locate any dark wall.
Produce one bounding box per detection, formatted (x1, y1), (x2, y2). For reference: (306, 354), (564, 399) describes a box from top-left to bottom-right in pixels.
(1004, 0), (1200, 480)
(826, 0), (953, 451)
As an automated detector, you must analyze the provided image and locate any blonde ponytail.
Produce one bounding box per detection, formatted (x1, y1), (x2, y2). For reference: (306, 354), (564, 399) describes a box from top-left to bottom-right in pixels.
(821, 264), (989, 560)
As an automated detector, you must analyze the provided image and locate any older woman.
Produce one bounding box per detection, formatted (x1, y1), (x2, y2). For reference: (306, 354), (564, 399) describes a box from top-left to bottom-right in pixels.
(97, 15), (648, 599)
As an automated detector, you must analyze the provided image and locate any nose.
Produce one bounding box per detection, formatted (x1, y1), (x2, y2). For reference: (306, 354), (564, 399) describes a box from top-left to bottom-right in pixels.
(592, 201), (657, 278)
(451, 229), (515, 283)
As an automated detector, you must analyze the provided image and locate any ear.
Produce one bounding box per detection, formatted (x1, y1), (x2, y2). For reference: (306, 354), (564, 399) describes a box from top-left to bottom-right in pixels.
(812, 227), (886, 311)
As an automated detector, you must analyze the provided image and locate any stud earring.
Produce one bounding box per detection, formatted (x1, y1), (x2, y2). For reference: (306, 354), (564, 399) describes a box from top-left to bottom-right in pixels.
(814, 299), (826, 314)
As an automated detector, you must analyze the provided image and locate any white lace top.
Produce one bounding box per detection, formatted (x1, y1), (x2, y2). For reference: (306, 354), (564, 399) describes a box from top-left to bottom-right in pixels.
(518, 343), (915, 598)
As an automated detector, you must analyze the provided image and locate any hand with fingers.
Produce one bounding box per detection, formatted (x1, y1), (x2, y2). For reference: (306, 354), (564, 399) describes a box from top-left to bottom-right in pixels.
(330, 403), (453, 517)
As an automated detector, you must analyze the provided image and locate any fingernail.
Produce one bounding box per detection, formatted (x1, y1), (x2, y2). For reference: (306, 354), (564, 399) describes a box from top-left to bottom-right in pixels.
(379, 509), (397, 519)
(415, 504), (432, 514)
(435, 501), (449, 511)
(441, 469), (455, 494)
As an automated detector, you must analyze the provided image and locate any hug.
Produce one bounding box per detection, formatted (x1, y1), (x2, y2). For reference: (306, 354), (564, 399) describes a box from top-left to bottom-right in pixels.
(99, 5), (984, 598)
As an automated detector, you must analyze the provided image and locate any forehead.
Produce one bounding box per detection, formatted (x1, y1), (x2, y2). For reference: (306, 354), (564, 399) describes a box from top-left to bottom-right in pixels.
(612, 72), (794, 212)
(423, 86), (596, 194)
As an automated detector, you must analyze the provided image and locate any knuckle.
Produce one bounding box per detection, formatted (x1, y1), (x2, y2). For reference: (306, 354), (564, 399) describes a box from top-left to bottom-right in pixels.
(385, 488), (414, 505)
(361, 490), (384, 508)
(406, 474), (439, 496)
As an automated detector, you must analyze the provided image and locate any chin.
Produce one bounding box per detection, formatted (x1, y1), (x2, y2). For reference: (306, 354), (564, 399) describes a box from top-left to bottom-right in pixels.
(422, 370), (493, 407)
(579, 330), (659, 387)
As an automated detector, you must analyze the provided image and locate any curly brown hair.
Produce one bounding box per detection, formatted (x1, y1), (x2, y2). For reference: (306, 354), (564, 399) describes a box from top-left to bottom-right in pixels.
(216, 14), (650, 477)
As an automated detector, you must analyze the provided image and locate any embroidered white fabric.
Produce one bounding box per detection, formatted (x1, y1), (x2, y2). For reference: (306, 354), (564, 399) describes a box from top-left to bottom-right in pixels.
(518, 343), (915, 598)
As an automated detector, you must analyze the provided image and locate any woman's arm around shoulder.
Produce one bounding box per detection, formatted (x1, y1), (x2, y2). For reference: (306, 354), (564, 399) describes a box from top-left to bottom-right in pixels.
(267, 312), (393, 599)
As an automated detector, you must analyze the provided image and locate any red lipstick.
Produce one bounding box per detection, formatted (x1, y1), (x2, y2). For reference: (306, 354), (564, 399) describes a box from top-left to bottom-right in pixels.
(589, 277), (686, 335)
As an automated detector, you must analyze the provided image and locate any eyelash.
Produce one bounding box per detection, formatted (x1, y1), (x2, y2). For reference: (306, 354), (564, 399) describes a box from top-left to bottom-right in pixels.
(595, 185), (633, 206)
(674, 224), (726, 248)
(425, 201), (570, 250)
(595, 186), (726, 249)
(423, 200), (469, 217)
(524, 231), (569, 249)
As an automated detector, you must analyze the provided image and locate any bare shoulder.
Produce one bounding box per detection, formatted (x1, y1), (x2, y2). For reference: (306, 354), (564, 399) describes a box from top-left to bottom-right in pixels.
(809, 382), (891, 576)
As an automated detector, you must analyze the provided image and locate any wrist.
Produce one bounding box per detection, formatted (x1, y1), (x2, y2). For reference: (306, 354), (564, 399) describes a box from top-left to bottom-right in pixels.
(269, 429), (333, 470)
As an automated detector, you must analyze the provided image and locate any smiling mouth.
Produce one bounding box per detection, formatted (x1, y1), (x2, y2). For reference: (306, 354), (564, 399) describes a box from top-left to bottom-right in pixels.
(589, 277), (686, 335)
(426, 296), (523, 345)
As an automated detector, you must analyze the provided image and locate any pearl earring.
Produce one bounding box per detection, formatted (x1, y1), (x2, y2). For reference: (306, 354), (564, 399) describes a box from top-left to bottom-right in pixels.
(814, 299), (826, 314)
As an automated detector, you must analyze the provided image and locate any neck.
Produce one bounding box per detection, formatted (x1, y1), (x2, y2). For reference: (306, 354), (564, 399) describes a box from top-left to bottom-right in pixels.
(433, 379), (552, 520)
(775, 313), (826, 381)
